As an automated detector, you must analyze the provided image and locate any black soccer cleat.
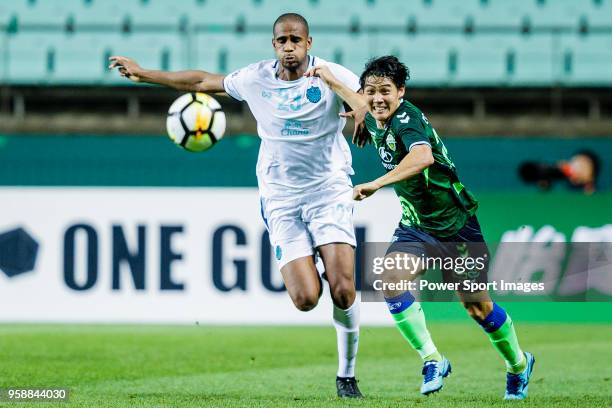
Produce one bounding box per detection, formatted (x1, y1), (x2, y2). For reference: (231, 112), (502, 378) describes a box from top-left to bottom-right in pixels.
(336, 376), (363, 399)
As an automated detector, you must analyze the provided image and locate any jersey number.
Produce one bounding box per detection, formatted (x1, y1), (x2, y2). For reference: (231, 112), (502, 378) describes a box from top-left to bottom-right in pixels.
(277, 89), (302, 112)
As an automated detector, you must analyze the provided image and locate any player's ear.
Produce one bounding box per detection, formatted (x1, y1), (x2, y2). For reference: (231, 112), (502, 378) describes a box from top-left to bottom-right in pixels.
(306, 36), (312, 51)
(398, 85), (406, 99)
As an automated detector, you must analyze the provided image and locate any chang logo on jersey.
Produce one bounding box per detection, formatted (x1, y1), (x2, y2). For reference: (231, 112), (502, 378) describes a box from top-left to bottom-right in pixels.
(281, 120), (310, 136)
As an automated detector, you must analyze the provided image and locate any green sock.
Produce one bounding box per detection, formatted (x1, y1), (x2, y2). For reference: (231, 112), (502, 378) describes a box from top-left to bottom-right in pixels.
(391, 302), (441, 361)
(486, 315), (526, 374)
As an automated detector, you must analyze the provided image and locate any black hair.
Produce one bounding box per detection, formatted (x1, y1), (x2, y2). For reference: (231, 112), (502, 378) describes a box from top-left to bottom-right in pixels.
(575, 149), (601, 182)
(273, 13), (309, 36)
(359, 55), (410, 90)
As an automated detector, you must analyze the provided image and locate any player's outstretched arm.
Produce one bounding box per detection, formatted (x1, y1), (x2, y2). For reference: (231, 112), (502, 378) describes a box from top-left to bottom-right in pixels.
(353, 144), (434, 201)
(304, 65), (367, 111)
(108, 56), (225, 93)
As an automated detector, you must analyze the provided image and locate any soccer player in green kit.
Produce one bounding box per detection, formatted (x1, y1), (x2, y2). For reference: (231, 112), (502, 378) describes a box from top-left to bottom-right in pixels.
(306, 56), (535, 400)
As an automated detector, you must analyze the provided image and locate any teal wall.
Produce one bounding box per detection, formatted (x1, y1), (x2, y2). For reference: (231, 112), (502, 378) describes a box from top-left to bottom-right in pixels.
(0, 135), (610, 191)
(1, 134), (610, 322)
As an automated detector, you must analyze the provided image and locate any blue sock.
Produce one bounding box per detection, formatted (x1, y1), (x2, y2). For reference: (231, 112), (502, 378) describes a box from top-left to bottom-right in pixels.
(478, 303), (508, 333)
(384, 291), (415, 314)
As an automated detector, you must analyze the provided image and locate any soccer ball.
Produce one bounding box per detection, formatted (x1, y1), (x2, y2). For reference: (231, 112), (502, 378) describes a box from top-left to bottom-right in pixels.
(166, 93), (226, 152)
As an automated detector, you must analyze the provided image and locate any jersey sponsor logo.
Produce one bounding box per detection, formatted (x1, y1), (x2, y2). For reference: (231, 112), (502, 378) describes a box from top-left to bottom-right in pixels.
(281, 120), (310, 136)
(261, 90), (272, 99)
(306, 86), (322, 103)
(397, 112), (410, 124)
(378, 146), (393, 163)
(386, 134), (396, 151)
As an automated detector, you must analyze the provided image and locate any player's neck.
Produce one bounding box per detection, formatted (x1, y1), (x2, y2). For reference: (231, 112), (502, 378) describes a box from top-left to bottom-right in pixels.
(376, 119), (387, 129)
(276, 60), (309, 81)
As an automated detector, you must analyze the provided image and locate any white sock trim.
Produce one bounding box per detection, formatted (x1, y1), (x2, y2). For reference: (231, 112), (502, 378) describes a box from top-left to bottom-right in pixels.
(333, 300), (359, 330)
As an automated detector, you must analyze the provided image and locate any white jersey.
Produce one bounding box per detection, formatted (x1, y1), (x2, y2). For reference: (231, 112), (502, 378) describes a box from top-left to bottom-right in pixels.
(223, 56), (360, 198)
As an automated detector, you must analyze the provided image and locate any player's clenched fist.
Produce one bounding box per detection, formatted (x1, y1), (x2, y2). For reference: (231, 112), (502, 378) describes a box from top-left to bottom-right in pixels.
(353, 181), (381, 201)
(108, 56), (143, 82)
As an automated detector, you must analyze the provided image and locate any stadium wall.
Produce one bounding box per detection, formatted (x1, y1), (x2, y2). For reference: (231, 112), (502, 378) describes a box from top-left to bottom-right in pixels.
(0, 135), (610, 190)
(1, 136), (610, 324)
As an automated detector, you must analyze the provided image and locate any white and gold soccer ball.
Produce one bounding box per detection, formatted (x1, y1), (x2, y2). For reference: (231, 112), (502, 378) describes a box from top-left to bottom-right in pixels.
(166, 93), (226, 152)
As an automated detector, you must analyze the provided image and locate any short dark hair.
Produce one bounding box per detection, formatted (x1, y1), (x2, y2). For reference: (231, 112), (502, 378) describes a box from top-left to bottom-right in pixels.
(359, 55), (410, 90)
(273, 13), (309, 36)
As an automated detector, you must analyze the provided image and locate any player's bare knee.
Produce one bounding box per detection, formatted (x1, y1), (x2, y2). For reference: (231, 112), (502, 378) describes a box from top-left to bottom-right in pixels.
(331, 281), (356, 309)
(292, 292), (319, 312)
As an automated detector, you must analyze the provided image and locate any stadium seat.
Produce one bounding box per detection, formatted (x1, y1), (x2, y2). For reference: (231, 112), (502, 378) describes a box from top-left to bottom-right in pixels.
(453, 34), (511, 86)
(583, 0), (612, 29)
(241, 1), (360, 33)
(523, 0), (582, 30)
(473, 0), (580, 31)
(6, 31), (186, 84)
(7, 32), (64, 83)
(103, 33), (188, 82)
(560, 34), (612, 85)
(193, 32), (275, 73)
(311, 33), (371, 73)
(12, 0), (75, 30)
(356, 0), (412, 28)
(190, 0), (249, 29)
(471, 0), (526, 30)
(52, 34), (110, 83)
(507, 34), (556, 85)
(0, 34), (6, 82)
(381, 34), (454, 85)
(411, 0), (475, 30)
(193, 33), (228, 72)
(73, 0), (133, 31)
(127, 0), (187, 30)
(0, 2), (14, 30)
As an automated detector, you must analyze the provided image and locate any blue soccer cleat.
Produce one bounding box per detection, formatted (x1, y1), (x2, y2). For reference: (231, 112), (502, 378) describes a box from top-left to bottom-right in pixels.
(420, 357), (451, 395)
(504, 352), (535, 400)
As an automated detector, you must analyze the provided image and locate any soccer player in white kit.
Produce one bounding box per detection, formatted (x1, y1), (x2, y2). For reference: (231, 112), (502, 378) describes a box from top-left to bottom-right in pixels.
(109, 13), (364, 398)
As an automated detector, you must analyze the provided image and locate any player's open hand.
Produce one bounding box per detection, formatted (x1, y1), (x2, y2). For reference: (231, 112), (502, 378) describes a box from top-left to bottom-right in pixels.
(304, 65), (338, 88)
(353, 181), (381, 201)
(341, 104), (370, 147)
(108, 56), (143, 82)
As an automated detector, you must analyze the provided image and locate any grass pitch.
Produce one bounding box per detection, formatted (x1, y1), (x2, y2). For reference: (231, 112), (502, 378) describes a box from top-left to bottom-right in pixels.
(0, 322), (610, 407)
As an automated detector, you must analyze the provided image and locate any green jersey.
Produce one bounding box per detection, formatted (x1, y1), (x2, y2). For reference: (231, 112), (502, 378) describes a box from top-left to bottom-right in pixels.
(365, 100), (478, 238)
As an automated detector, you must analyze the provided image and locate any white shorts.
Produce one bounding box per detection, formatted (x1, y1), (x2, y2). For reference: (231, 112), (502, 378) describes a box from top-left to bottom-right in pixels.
(260, 179), (356, 269)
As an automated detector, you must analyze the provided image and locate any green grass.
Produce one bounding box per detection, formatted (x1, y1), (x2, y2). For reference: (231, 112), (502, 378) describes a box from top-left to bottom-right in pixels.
(0, 323), (610, 407)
